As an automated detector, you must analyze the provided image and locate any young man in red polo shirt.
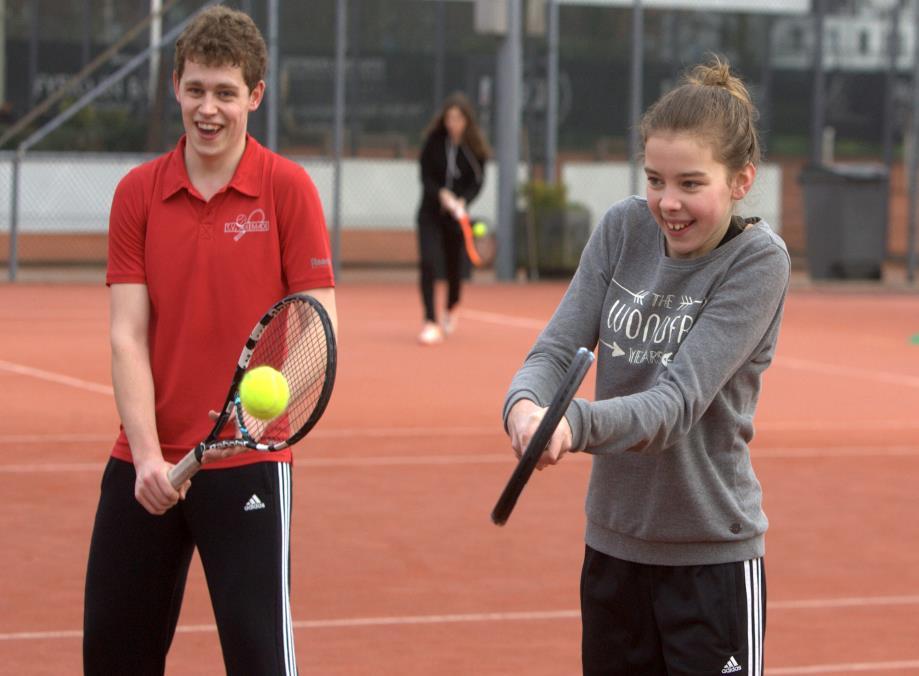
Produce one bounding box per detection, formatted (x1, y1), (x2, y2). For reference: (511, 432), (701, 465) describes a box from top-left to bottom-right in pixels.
(83, 7), (335, 674)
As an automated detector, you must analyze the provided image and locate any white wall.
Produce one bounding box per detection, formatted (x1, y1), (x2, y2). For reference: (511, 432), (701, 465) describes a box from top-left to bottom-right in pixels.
(300, 159), (507, 229)
(0, 155), (148, 233)
(563, 161), (783, 232)
(0, 154), (781, 234)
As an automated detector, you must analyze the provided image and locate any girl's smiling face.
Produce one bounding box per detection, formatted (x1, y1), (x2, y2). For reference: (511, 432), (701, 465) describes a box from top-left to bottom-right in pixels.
(644, 132), (755, 259)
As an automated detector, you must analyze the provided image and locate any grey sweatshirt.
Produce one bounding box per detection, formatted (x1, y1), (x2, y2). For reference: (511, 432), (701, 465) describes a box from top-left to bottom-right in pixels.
(503, 196), (790, 566)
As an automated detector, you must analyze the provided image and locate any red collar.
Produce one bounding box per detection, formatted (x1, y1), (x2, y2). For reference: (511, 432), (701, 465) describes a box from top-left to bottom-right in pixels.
(161, 133), (264, 201)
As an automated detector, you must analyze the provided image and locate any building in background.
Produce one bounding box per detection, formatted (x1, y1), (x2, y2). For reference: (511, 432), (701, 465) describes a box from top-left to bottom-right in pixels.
(0, 0), (913, 159)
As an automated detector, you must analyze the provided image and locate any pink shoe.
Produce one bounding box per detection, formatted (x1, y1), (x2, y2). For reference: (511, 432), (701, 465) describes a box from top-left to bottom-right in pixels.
(418, 322), (444, 345)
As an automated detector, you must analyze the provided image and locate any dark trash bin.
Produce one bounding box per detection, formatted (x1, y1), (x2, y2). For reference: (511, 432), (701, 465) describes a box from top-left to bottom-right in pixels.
(515, 206), (591, 278)
(797, 163), (889, 280)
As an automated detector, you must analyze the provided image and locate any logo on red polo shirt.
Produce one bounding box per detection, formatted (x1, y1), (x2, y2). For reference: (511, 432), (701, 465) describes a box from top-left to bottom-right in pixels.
(225, 209), (270, 241)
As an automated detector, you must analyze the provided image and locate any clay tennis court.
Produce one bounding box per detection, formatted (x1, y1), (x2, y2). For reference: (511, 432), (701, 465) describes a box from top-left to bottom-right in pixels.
(1, 275), (917, 675)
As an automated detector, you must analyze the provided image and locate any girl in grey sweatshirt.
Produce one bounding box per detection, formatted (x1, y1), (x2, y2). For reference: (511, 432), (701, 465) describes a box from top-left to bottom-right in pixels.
(504, 57), (789, 676)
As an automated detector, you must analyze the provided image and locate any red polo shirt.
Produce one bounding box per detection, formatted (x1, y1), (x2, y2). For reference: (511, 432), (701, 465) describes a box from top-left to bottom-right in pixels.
(106, 134), (335, 468)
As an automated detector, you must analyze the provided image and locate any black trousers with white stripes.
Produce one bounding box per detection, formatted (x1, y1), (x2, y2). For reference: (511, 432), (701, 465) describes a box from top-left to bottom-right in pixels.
(580, 545), (766, 676)
(83, 457), (298, 676)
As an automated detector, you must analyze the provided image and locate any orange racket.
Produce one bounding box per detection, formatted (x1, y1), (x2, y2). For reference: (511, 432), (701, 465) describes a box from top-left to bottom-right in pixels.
(451, 205), (495, 268)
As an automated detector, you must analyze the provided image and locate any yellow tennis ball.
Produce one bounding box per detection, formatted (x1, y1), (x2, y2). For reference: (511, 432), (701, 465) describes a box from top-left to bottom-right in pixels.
(472, 221), (488, 237)
(239, 366), (290, 420)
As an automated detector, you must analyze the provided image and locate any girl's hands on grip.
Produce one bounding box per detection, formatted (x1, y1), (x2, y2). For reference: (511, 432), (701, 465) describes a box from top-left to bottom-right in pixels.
(506, 399), (573, 470)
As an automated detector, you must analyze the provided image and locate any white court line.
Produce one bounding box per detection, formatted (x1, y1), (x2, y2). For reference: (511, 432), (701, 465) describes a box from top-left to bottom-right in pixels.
(776, 356), (919, 389)
(466, 309), (919, 391)
(3, 415), (919, 445)
(311, 426), (501, 439)
(769, 661), (919, 674)
(0, 360), (113, 396)
(770, 594), (919, 609)
(757, 419), (919, 431)
(753, 445), (919, 458)
(2, 445), (919, 474)
(0, 456), (513, 474)
(0, 428), (502, 445)
(0, 462), (104, 473)
(293, 446), (919, 465)
(292, 609), (582, 629)
(297, 453), (511, 467)
(462, 309), (546, 329)
(316, 421), (919, 436)
(2, 594), (918, 642)
(0, 307), (542, 404)
(0, 434), (112, 443)
(3, 309), (917, 400)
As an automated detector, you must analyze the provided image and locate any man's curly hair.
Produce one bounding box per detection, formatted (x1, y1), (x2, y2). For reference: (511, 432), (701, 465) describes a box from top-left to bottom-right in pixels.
(174, 6), (267, 91)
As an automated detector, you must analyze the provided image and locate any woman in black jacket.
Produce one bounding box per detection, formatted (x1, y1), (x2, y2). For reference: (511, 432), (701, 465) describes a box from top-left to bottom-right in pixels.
(416, 92), (490, 345)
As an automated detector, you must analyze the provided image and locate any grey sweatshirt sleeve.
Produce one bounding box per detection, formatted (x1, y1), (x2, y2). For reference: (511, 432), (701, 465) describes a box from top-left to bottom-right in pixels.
(503, 198), (791, 456)
(568, 235), (789, 454)
(502, 201), (620, 428)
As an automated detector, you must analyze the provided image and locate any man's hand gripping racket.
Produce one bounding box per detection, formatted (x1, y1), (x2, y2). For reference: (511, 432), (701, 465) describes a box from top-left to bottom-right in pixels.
(492, 347), (594, 526)
(167, 293), (337, 489)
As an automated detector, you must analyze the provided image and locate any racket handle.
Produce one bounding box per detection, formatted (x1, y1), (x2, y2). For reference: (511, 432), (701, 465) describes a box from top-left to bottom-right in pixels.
(457, 213), (482, 266)
(492, 347), (595, 525)
(167, 448), (202, 488)
(491, 458), (535, 526)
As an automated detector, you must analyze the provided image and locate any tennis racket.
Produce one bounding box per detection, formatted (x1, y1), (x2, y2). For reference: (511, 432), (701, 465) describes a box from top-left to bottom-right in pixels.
(167, 293), (337, 489)
(491, 347), (595, 526)
(451, 204), (496, 268)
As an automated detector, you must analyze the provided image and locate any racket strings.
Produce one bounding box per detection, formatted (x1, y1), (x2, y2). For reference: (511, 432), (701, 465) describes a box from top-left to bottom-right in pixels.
(242, 301), (330, 444)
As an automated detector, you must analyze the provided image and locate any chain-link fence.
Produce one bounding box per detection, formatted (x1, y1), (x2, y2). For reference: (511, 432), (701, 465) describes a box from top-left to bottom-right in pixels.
(1, 0), (917, 281)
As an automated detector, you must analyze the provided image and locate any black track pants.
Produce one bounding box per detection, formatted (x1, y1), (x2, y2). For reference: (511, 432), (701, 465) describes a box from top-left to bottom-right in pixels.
(84, 457), (298, 675)
(580, 545), (766, 676)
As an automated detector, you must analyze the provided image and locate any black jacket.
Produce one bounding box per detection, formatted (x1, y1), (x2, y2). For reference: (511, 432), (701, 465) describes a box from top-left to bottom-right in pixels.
(417, 129), (485, 217)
